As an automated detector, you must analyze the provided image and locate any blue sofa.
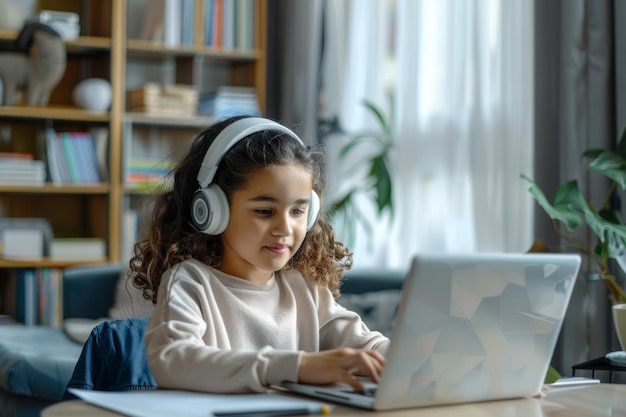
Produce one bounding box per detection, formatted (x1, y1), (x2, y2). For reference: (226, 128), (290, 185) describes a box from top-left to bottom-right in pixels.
(0, 264), (405, 417)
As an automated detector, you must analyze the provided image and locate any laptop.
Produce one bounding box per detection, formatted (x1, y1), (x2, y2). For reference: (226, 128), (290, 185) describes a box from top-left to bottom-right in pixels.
(277, 252), (581, 410)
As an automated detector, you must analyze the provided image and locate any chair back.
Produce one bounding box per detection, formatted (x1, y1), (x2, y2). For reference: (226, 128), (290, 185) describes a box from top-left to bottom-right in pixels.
(63, 317), (157, 399)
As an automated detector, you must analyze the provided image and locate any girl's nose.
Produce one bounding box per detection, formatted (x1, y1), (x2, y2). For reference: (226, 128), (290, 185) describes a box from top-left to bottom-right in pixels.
(272, 212), (292, 236)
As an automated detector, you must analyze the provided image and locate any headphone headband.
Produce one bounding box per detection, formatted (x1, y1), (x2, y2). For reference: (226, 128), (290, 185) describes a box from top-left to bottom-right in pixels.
(191, 117), (319, 235)
(196, 117), (304, 188)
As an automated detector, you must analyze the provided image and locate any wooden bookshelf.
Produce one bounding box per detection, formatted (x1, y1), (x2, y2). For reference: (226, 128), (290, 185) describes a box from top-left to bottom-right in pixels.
(0, 0), (267, 271)
(0, 0), (267, 325)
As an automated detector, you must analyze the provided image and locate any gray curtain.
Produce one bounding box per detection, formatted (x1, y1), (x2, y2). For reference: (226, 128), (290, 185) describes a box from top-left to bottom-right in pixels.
(265, 0), (324, 145)
(534, 0), (626, 377)
(266, 0), (626, 377)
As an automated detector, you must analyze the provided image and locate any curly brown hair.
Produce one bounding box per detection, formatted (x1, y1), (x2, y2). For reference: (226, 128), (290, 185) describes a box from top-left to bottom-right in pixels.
(129, 116), (352, 304)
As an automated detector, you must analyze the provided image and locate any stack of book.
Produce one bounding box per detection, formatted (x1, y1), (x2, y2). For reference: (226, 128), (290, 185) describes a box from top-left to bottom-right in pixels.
(198, 86), (260, 119)
(126, 158), (175, 185)
(0, 153), (46, 186)
(45, 129), (103, 185)
(128, 84), (199, 117)
(50, 237), (107, 261)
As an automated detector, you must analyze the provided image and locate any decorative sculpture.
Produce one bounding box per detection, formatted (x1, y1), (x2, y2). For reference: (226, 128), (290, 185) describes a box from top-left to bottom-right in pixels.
(0, 22), (66, 106)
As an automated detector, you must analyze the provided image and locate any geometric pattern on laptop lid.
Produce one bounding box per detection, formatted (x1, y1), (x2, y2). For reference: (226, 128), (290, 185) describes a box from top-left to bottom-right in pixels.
(378, 255), (577, 408)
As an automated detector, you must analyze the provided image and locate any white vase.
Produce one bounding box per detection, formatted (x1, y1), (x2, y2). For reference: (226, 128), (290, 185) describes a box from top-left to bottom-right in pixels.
(612, 304), (626, 351)
(73, 78), (112, 112)
(0, 1), (25, 31)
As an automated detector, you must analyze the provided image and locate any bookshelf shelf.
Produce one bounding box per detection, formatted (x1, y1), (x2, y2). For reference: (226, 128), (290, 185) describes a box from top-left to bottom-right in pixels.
(126, 112), (214, 128)
(0, 184), (109, 194)
(0, 258), (106, 268)
(0, 106), (110, 122)
(66, 36), (112, 51)
(126, 39), (259, 60)
(0, 30), (111, 51)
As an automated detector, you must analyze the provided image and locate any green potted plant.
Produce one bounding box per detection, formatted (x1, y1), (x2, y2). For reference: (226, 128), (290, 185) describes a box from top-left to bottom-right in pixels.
(329, 98), (395, 243)
(522, 126), (626, 383)
(521, 126), (626, 304)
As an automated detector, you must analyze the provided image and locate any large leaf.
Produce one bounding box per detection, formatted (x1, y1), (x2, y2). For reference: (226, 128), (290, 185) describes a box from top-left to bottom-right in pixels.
(584, 207), (626, 247)
(587, 151), (626, 189)
(362, 99), (391, 139)
(521, 175), (585, 230)
(339, 132), (387, 158)
(370, 155), (393, 214)
(617, 125), (626, 159)
(582, 148), (605, 160)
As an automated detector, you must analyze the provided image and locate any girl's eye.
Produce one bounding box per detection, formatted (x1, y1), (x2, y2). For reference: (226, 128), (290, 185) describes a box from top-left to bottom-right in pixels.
(292, 208), (306, 216)
(255, 209), (273, 216)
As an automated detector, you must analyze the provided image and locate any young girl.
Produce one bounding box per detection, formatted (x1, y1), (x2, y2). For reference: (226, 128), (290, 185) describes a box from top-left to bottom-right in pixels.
(130, 116), (389, 394)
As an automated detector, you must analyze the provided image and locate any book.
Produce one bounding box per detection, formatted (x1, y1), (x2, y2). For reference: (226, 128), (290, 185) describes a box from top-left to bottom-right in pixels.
(235, 0), (254, 49)
(199, 86), (260, 118)
(221, 0), (234, 49)
(1, 228), (44, 259)
(181, 0), (195, 46)
(45, 129), (102, 184)
(15, 268), (37, 326)
(164, 0), (182, 46)
(0, 155), (46, 185)
(45, 128), (64, 184)
(137, 0), (165, 41)
(91, 127), (109, 181)
(14, 267), (63, 327)
(126, 158), (175, 184)
(50, 238), (107, 261)
(128, 84), (198, 117)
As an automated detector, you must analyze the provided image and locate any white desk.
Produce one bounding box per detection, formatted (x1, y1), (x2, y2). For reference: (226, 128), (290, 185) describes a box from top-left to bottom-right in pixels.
(41, 384), (626, 417)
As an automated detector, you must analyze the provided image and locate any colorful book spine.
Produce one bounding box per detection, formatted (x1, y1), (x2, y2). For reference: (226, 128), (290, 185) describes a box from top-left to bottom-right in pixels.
(15, 268), (62, 327)
(45, 130), (103, 184)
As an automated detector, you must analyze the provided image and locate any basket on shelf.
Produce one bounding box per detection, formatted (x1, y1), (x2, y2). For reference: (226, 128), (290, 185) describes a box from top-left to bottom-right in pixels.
(127, 83), (198, 117)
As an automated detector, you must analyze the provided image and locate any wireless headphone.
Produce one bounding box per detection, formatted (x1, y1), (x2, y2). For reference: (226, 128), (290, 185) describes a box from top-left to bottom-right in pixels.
(192, 117), (321, 235)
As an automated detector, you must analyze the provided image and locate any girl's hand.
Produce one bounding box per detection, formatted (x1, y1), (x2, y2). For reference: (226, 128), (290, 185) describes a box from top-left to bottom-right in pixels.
(298, 348), (385, 392)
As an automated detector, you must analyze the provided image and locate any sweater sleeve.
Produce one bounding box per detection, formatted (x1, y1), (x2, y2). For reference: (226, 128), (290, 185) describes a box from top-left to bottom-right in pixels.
(144, 265), (301, 393)
(314, 283), (391, 355)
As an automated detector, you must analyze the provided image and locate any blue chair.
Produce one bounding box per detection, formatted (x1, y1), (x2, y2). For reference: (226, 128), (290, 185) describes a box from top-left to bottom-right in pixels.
(63, 317), (157, 399)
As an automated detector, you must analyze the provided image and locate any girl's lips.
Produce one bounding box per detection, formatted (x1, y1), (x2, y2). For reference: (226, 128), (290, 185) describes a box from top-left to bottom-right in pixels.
(266, 244), (289, 254)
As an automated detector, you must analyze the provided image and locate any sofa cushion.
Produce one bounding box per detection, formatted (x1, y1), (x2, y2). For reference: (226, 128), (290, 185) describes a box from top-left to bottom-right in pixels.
(63, 273), (155, 345)
(340, 268), (406, 294)
(0, 325), (82, 401)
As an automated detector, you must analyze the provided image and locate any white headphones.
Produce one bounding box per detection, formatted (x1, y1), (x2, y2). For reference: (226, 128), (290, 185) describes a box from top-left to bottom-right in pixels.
(191, 117), (321, 235)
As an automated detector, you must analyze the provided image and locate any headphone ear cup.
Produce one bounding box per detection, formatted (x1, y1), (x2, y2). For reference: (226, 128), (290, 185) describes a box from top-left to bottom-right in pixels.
(191, 185), (230, 235)
(307, 191), (320, 231)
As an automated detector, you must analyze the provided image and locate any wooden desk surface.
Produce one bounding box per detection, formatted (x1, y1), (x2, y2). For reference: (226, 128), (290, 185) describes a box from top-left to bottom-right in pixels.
(41, 384), (626, 417)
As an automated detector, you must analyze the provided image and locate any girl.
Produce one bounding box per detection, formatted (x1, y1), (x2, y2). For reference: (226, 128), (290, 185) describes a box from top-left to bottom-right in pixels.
(130, 116), (389, 394)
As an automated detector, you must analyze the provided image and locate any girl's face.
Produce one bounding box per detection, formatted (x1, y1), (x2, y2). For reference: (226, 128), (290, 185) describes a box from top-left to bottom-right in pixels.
(219, 162), (313, 284)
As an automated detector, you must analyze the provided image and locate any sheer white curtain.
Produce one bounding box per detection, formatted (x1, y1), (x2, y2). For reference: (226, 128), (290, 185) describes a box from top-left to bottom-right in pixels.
(323, 0), (534, 269)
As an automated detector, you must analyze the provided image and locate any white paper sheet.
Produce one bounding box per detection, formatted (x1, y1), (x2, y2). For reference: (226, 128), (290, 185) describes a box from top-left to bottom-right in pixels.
(68, 388), (332, 417)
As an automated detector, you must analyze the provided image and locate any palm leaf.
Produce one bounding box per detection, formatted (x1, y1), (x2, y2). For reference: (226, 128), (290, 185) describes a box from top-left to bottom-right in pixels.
(587, 151), (626, 189)
(362, 99), (390, 138)
(521, 175), (585, 230)
(370, 155), (393, 214)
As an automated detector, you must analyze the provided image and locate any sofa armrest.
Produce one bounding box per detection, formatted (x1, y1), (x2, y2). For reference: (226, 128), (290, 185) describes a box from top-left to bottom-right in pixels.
(63, 263), (123, 320)
(340, 268), (406, 295)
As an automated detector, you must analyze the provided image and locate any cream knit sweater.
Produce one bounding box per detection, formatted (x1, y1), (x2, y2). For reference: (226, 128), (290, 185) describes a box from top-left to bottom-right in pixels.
(144, 258), (390, 393)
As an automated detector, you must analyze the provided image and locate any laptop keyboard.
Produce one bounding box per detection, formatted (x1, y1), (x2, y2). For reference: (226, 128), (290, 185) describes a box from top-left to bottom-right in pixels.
(341, 386), (378, 397)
